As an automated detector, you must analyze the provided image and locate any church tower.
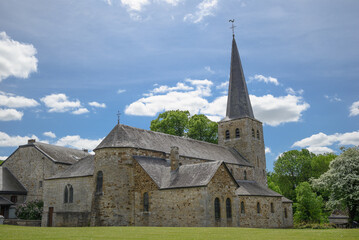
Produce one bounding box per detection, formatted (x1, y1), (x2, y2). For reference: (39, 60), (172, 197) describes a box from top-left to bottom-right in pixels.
(218, 35), (267, 186)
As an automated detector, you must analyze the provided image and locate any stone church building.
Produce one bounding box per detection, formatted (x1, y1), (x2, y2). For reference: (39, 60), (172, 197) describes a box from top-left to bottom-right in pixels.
(0, 36), (293, 228)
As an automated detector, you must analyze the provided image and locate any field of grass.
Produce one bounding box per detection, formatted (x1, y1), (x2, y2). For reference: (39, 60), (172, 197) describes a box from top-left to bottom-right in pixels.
(1, 225), (359, 240)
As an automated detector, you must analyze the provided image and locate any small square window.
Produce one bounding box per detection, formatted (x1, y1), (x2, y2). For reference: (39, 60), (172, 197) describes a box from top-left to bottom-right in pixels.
(11, 196), (17, 203)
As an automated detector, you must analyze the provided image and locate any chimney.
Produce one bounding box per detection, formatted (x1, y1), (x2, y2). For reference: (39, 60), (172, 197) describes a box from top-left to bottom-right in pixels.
(170, 146), (179, 171)
(28, 139), (36, 144)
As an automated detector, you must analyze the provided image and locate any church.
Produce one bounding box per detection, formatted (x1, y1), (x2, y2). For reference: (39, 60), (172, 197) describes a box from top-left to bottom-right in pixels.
(0, 36), (293, 228)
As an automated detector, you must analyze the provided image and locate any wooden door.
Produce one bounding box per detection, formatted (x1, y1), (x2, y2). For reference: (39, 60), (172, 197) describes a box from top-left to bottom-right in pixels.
(48, 207), (54, 227)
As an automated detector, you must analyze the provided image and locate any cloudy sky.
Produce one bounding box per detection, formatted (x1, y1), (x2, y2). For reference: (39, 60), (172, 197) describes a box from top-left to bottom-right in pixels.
(0, 0), (358, 171)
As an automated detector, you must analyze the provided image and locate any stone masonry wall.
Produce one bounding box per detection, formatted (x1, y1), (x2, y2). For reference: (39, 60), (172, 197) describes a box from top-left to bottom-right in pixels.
(218, 118), (267, 185)
(134, 163), (239, 227)
(282, 202), (293, 228)
(3, 146), (68, 201)
(41, 176), (93, 227)
(238, 196), (283, 228)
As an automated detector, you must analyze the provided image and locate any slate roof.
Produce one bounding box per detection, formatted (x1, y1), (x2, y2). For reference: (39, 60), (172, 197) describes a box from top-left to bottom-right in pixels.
(134, 156), (238, 189)
(19, 141), (91, 165)
(282, 197), (293, 203)
(48, 155), (94, 179)
(0, 167), (27, 194)
(222, 36), (254, 121)
(96, 124), (252, 167)
(0, 196), (14, 205)
(236, 180), (282, 197)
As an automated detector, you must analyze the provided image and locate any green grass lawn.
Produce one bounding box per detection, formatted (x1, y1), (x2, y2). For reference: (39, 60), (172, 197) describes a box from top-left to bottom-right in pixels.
(0, 225), (358, 240)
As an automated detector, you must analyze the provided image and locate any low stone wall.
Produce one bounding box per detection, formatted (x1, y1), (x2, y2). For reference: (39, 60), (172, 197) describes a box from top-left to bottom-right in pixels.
(4, 219), (41, 227)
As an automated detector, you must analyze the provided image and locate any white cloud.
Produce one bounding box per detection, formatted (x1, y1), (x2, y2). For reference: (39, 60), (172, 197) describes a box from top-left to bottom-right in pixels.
(104, 0), (112, 6)
(117, 89), (126, 94)
(40, 93), (82, 113)
(324, 94), (342, 102)
(0, 108), (23, 121)
(204, 66), (215, 74)
(292, 131), (359, 154)
(0, 156), (7, 161)
(184, 0), (218, 23)
(250, 94), (310, 126)
(265, 147), (271, 154)
(125, 80), (309, 126)
(0, 131), (38, 147)
(286, 88), (304, 95)
(121, 0), (150, 11)
(152, 82), (193, 94)
(216, 81), (228, 89)
(349, 100), (359, 117)
(72, 108), (89, 115)
(0, 32), (38, 82)
(55, 135), (104, 151)
(89, 101), (106, 108)
(43, 131), (56, 138)
(250, 74), (279, 86)
(0, 91), (39, 108)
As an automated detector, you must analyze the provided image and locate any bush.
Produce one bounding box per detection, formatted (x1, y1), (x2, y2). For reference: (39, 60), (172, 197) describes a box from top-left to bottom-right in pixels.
(15, 200), (43, 220)
(294, 222), (336, 229)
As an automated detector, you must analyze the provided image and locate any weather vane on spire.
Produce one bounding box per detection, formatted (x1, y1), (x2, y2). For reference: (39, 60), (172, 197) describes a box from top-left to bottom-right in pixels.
(117, 111), (121, 124)
(229, 19), (236, 37)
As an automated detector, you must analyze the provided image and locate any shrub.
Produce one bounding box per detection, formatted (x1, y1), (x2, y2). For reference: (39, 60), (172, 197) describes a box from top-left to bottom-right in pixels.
(15, 200), (43, 220)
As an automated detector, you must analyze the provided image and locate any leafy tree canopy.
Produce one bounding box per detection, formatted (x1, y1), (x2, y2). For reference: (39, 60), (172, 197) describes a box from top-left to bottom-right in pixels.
(150, 110), (218, 144)
(294, 182), (323, 223)
(312, 146), (359, 225)
(270, 149), (336, 201)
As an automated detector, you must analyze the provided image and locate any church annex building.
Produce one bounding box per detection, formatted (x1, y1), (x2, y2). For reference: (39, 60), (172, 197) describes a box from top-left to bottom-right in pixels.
(0, 36), (293, 228)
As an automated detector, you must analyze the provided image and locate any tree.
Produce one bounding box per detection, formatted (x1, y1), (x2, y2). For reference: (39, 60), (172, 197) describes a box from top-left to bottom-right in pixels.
(150, 110), (218, 144)
(312, 146), (359, 226)
(273, 149), (314, 201)
(294, 182), (323, 223)
(187, 114), (218, 144)
(150, 110), (190, 137)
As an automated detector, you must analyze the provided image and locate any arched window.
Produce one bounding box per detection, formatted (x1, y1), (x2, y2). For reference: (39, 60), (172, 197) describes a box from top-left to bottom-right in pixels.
(257, 130), (260, 139)
(252, 128), (255, 138)
(226, 198), (232, 219)
(257, 202), (261, 214)
(235, 128), (240, 138)
(225, 130), (230, 140)
(64, 184), (73, 203)
(271, 203), (274, 213)
(69, 185), (73, 203)
(96, 171), (103, 194)
(284, 208), (288, 218)
(244, 170), (247, 180)
(214, 198), (220, 220)
(240, 201), (245, 214)
(143, 192), (149, 212)
(64, 186), (68, 203)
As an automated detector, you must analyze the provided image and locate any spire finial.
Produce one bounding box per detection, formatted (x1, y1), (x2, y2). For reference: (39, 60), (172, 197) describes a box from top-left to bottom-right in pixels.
(229, 19), (236, 37)
(117, 111), (121, 124)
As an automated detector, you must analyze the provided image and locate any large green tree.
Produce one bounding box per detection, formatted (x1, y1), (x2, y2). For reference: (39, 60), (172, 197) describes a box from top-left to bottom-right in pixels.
(312, 146), (359, 225)
(150, 110), (218, 144)
(150, 110), (190, 137)
(270, 149), (336, 201)
(294, 182), (323, 223)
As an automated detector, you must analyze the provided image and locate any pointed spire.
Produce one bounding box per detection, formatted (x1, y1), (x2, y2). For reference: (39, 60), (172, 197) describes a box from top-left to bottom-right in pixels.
(225, 35), (254, 120)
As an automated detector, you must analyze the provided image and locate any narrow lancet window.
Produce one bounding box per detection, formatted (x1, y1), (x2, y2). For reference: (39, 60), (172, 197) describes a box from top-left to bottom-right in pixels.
(244, 170), (247, 180)
(284, 208), (288, 218)
(257, 202), (261, 213)
(96, 171), (103, 194)
(257, 130), (260, 139)
(64, 184), (73, 203)
(214, 198), (220, 220)
(271, 203), (274, 213)
(235, 128), (240, 138)
(143, 192), (149, 212)
(226, 198), (232, 219)
(225, 130), (230, 140)
(64, 186), (68, 203)
(240, 201), (245, 214)
(252, 128), (255, 138)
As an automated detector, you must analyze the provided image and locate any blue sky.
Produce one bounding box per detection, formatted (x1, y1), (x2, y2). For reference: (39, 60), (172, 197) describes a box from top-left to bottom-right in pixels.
(0, 0), (358, 171)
